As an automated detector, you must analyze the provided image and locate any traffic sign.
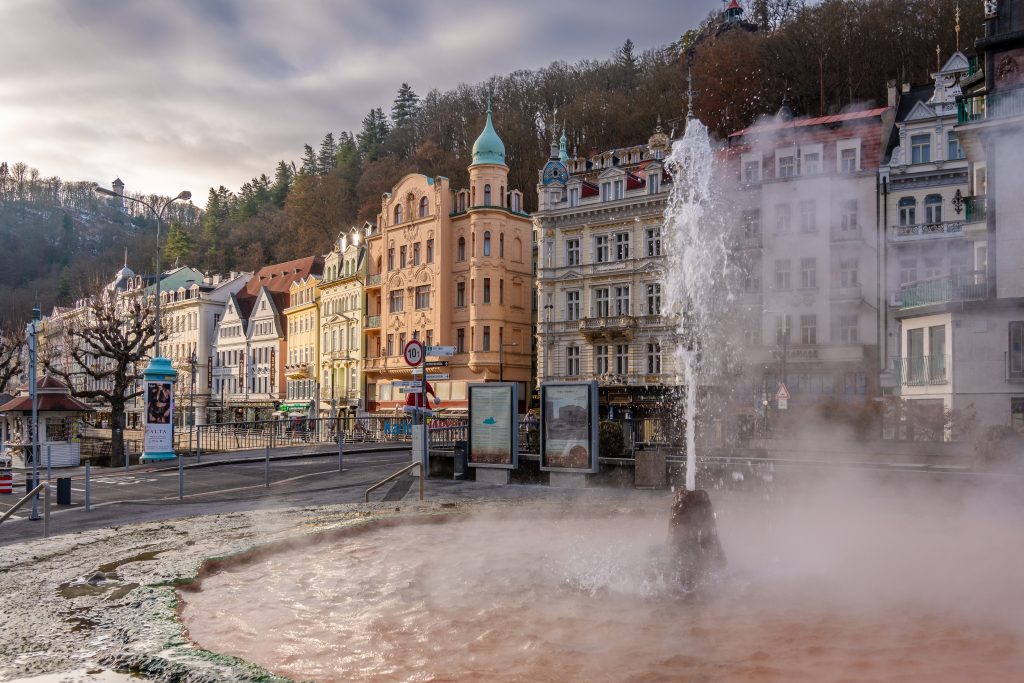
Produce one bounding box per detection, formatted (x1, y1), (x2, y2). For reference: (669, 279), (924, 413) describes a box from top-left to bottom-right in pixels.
(399, 387), (423, 394)
(777, 398), (788, 410)
(411, 369), (449, 380)
(426, 374), (449, 381)
(425, 345), (455, 357)
(404, 340), (424, 366)
(774, 382), (791, 401)
(392, 380), (421, 389)
(425, 360), (449, 368)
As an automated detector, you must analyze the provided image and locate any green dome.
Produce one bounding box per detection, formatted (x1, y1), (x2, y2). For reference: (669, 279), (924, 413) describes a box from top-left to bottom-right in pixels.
(471, 105), (506, 166)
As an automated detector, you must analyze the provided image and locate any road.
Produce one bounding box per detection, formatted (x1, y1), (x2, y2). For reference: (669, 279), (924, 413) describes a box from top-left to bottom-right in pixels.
(0, 446), (414, 546)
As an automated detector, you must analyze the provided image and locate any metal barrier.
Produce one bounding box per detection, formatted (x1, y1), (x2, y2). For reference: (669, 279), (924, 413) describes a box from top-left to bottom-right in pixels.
(194, 416), (414, 455)
(0, 482), (50, 537)
(364, 461), (424, 503)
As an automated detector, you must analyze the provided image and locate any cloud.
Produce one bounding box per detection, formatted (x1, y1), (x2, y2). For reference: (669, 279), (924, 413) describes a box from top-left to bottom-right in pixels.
(0, 0), (705, 199)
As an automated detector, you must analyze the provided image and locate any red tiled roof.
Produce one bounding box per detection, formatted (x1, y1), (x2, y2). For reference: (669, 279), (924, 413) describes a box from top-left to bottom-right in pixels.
(729, 107), (891, 138)
(242, 256), (324, 298)
(0, 394), (93, 413)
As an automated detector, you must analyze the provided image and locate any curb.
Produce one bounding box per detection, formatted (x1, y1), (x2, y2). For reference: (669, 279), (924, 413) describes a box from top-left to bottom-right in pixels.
(175, 444), (412, 471)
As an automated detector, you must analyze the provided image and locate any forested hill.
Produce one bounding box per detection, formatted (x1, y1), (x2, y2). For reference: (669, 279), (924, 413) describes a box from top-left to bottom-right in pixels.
(0, 0), (978, 324)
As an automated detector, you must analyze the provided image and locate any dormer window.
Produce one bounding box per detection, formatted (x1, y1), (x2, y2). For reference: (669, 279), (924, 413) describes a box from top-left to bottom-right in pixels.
(457, 192), (466, 213)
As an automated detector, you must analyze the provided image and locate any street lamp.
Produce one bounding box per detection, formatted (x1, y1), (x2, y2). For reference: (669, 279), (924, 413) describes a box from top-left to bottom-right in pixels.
(542, 303), (554, 380)
(95, 184), (191, 462)
(499, 341), (518, 383)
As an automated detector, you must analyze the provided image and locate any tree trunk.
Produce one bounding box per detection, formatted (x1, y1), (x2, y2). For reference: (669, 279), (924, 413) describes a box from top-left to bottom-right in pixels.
(110, 401), (127, 468)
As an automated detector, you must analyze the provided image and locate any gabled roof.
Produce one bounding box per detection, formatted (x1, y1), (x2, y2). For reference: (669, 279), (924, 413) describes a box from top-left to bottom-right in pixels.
(895, 84), (934, 122)
(145, 266), (205, 295)
(729, 106), (891, 138)
(244, 256), (324, 298)
(904, 99), (937, 122)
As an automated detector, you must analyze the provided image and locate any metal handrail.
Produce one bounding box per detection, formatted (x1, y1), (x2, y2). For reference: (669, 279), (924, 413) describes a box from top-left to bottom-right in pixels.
(364, 461), (423, 502)
(0, 482), (50, 536)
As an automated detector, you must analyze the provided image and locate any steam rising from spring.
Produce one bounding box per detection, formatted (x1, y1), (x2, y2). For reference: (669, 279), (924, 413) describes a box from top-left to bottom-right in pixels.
(663, 117), (733, 490)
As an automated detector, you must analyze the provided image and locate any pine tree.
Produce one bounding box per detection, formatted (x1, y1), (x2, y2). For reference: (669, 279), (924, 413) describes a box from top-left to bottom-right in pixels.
(357, 108), (390, 161)
(318, 133), (337, 175)
(271, 161), (293, 207)
(300, 144), (318, 175)
(391, 83), (421, 127)
(164, 220), (195, 265)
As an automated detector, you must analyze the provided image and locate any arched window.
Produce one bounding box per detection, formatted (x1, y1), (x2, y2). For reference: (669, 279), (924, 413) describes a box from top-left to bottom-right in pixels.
(419, 196), (429, 218)
(512, 192), (521, 212)
(394, 204), (403, 225)
(483, 231), (491, 256)
(458, 237), (466, 261)
(924, 194), (942, 224)
(499, 233), (504, 257)
(484, 184), (492, 206)
(457, 192), (466, 213)
(898, 197), (916, 226)
(513, 237), (523, 263)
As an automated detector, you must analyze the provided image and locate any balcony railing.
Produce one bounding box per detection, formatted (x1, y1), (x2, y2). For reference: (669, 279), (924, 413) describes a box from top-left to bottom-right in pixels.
(890, 220), (964, 242)
(964, 195), (986, 224)
(366, 274), (382, 286)
(899, 270), (986, 309)
(578, 316), (637, 338)
(958, 87), (1024, 124)
(894, 355), (950, 386)
(365, 315), (380, 328)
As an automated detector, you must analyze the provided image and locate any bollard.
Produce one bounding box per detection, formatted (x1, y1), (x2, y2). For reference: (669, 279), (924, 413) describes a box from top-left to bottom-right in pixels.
(43, 483), (50, 538)
(46, 444), (52, 484)
(124, 441), (130, 473)
(265, 444), (270, 488)
(178, 455), (184, 500)
(85, 461), (91, 512)
(338, 428), (344, 473)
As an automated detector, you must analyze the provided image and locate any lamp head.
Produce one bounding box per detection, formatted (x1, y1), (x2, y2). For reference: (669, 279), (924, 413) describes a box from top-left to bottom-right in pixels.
(176, 191), (192, 201)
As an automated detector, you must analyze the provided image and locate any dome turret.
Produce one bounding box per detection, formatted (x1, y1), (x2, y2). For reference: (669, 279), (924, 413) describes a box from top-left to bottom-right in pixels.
(471, 101), (506, 166)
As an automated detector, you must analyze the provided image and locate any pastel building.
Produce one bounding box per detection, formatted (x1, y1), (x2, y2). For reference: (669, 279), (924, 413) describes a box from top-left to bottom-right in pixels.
(363, 105), (533, 412)
(319, 230), (369, 416)
(283, 274), (321, 413)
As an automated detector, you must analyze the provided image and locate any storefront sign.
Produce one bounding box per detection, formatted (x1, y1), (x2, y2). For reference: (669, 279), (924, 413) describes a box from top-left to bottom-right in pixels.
(144, 380), (174, 453)
(540, 381), (599, 473)
(468, 383), (518, 469)
(270, 348), (276, 392)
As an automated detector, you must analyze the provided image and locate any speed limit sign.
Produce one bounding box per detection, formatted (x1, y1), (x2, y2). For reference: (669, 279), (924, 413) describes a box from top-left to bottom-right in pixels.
(403, 339), (424, 366)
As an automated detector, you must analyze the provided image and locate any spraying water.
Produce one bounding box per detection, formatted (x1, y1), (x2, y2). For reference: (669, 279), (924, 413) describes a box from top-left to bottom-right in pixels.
(662, 115), (732, 491)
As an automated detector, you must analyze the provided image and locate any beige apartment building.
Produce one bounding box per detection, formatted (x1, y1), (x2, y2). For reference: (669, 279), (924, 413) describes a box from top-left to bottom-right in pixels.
(364, 105), (533, 412)
(283, 274), (321, 413)
(319, 232), (368, 416)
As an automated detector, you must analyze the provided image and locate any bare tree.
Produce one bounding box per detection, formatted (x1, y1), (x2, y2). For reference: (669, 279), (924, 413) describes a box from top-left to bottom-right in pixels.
(0, 326), (25, 394)
(44, 288), (158, 467)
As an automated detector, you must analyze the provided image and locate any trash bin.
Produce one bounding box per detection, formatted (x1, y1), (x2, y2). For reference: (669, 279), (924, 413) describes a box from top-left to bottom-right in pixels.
(453, 441), (468, 480)
(26, 476), (38, 495)
(57, 477), (72, 505)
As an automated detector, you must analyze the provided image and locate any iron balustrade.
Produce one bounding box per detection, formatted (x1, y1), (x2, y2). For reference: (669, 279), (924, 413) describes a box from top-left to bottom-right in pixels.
(193, 416), (414, 454)
(958, 87), (1024, 124)
(890, 221), (965, 242)
(894, 355), (950, 386)
(899, 270), (987, 308)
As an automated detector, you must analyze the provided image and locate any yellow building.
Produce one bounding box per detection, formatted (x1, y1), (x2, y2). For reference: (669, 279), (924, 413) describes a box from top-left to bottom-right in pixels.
(282, 274), (320, 414)
(319, 231), (368, 416)
(364, 104), (534, 412)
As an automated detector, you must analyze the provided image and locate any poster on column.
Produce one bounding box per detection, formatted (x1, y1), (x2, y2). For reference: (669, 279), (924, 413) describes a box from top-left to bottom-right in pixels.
(468, 383), (518, 468)
(144, 381), (174, 453)
(540, 381), (599, 473)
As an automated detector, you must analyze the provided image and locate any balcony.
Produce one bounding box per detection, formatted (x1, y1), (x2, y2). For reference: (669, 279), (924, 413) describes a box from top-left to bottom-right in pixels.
(899, 271), (986, 309)
(957, 87), (1024, 124)
(365, 315), (381, 328)
(578, 315), (637, 340)
(893, 355), (950, 386)
(889, 220), (964, 243)
(366, 274), (382, 287)
(831, 284), (862, 301)
(964, 195), (986, 224)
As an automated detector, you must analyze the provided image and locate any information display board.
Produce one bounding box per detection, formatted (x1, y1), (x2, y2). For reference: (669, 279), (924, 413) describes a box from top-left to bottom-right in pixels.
(144, 380), (174, 454)
(540, 381), (599, 473)
(468, 383), (518, 469)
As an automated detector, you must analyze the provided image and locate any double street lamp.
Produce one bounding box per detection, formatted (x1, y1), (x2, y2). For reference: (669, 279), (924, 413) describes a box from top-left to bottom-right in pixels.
(94, 184), (191, 462)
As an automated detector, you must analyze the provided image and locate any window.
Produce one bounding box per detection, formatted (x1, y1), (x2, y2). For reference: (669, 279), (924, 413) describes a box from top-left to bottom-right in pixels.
(483, 231), (491, 256)
(512, 193), (521, 212)
(484, 184), (492, 206)
(743, 160), (760, 183)
(389, 247), (396, 270)
(614, 285), (630, 316)
(413, 242), (421, 266)
(800, 314), (817, 345)
(925, 194), (943, 224)
(415, 285), (430, 310)
(742, 267), (761, 293)
(482, 326), (491, 351)
(456, 328), (465, 353)
(566, 291), (580, 320)
(840, 315), (858, 344)
(418, 196), (429, 218)
(648, 172), (661, 194)
(566, 346), (580, 376)
(499, 279), (504, 304)
(400, 245), (407, 268)
(1009, 321), (1024, 380)
(615, 232), (630, 260)
(930, 325), (947, 381)
(457, 237), (466, 261)
(601, 182), (611, 201)
(594, 287), (610, 317)
(595, 235), (610, 263)
(840, 147), (857, 173)
(566, 238), (580, 266)
(615, 344), (629, 374)
(388, 290), (404, 313)
(646, 227), (662, 256)
(613, 179), (624, 199)
(426, 238), (434, 263)
(456, 282), (465, 307)
(839, 258), (859, 288)
(775, 313), (792, 345)
(394, 204), (403, 224)
(398, 332), (406, 353)
(646, 283), (662, 315)
(386, 334), (394, 356)
(840, 200), (858, 232)
(947, 131), (964, 161)
(647, 343), (662, 374)
(742, 210), (761, 239)
(457, 192), (466, 212)
(569, 187), (579, 207)
(802, 152), (820, 175)
(899, 257), (918, 285)
(799, 200), (816, 233)
(776, 204), (791, 233)
(483, 278), (491, 304)
(595, 345), (609, 374)
(923, 256), (942, 279)
(911, 134), (931, 164)
(499, 233), (504, 257)
(898, 197), (916, 226)
(775, 259), (792, 290)
(778, 155), (795, 178)
(800, 257), (817, 289)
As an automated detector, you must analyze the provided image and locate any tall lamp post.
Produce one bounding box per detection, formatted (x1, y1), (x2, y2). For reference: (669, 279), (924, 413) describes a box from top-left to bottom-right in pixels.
(95, 184), (191, 462)
(499, 341), (518, 383)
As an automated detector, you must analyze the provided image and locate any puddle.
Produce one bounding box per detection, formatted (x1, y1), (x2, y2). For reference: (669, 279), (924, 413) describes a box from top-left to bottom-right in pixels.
(58, 577), (140, 600)
(65, 615), (98, 633)
(97, 550), (163, 574)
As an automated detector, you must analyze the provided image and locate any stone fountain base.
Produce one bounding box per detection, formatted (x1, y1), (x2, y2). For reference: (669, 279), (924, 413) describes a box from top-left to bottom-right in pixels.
(668, 488), (726, 590)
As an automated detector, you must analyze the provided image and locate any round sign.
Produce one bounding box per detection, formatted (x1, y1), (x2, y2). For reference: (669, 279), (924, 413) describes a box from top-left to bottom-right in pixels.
(403, 339), (424, 366)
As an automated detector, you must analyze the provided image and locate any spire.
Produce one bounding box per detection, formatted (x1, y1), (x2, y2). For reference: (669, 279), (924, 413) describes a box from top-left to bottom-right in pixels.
(955, 2), (961, 51)
(558, 122), (569, 163)
(471, 99), (506, 166)
(124, 247), (128, 268)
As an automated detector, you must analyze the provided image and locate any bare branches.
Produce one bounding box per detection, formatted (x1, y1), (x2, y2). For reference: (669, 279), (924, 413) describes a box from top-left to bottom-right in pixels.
(0, 325), (25, 394)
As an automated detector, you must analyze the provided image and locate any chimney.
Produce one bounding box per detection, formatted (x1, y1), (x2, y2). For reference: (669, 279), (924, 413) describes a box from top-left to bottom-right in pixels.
(887, 79), (898, 107)
(901, 82), (911, 93)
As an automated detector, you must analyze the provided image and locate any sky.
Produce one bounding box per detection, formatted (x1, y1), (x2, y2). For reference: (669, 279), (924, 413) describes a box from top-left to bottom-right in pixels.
(1, 0), (710, 202)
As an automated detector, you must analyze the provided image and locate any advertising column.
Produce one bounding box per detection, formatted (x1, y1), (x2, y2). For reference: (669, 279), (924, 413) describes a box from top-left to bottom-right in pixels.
(141, 357), (177, 462)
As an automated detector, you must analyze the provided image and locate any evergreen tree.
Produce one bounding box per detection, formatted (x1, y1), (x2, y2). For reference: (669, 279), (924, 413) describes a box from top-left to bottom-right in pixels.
(356, 108), (390, 161)
(318, 133), (337, 175)
(271, 161), (293, 207)
(300, 144), (318, 175)
(164, 220), (195, 265)
(391, 83), (421, 127)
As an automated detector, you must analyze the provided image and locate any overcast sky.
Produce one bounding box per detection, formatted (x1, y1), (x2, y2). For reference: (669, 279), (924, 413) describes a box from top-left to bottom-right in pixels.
(1, 0), (709, 201)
